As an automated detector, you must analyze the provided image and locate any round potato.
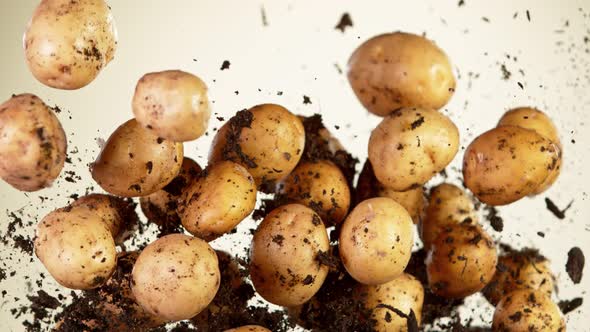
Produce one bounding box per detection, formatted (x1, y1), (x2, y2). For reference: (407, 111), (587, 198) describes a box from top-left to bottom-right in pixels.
(463, 126), (560, 206)
(347, 32), (455, 116)
(369, 108), (459, 191)
(0, 94), (66, 191)
(224, 326), (271, 332)
(179, 161), (257, 241)
(339, 197), (414, 285)
(250, 204), (329, 307)
(131, 234), (220, 322)
(426, 223), (497, 299)
(492, 290), (565, 332)
(24, 0), (117, 89)
(420, 183), (478, 250)
(132, 70), (211, 142)
(209, 104), (305, 185)
(91, 119), (183, 197)
(277, 160), (351, 225)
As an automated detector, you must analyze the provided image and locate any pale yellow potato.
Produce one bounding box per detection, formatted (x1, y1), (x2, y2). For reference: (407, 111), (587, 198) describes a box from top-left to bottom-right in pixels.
(224, 326), (272, 332)
(339, 197), (414, 285)
(493, 290), (565, 332)
(348, 32), (455, 116)
(0, 94), (66, 191)
(369, 108), (459, 191)
(179, 161), (257, 241)
(463, 126), (560, 206)
(132, 70), (211, 142)
(250, 204), (329, 307)
(91, 119), (183, 197)
(426, 224), (497, 299)
(23, 0), (117, 89)
(131, 234), (220, 322)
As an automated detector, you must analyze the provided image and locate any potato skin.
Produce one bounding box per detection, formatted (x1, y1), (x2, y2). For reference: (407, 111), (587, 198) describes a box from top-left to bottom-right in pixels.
(369, 108), (459, 191)
(24, 0), (117, 89)
(250, 204), (329, 307)
(348, 32), (455, 116)
(224, 326), (271, 332)
(131, 234), (220, 322)
(463, 126), (560, 206)
(91, 119), (183, 197)
(132, 70), (211, 142)
(339, 197), (414, 285)
(492, 290), (565, 332)
(179, 161), (257, 241)
(0, 94), (66, 191)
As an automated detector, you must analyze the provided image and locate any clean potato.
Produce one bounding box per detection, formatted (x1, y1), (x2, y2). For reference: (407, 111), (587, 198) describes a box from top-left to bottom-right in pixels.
(24, 0), (117, 89)
(348, 32), (455, 116)
(91, 119), (183, 197)
(339, 197), (414, 285)
(0, 94), (66, 191)
(224, 326), (271, 332)
(369, 108), (459, 191)
(493, 290), (565, 332)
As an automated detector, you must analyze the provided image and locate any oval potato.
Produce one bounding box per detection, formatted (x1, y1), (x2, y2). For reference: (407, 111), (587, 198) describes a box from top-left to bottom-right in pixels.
(493, 290), (565, 332)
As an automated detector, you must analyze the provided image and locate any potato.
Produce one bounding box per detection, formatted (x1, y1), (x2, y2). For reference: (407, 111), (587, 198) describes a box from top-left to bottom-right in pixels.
(347, 32), (455, 116)
(0, 94), (66, 191)
(368, 108), (459, 191)
(179, 161), (257, 241)
(23, 0), (117, 89)
(91, 119), (183, 197)
(355, 273), (424, 332)
(132, 70), (211, 142)
(224, 326), (271, 332)
(339, 197), (414, 285)
(463, 126), (560, 206)
(277, 160), (351, 225)
(250, 204), (329, 307)
(34, 205), (117, 290)
(420, 183), (478, 250)
(492, 290), (565, 332)
(426, 223), (497, 299)
(131, 234), (220, 321)
(209, 104), (305, 185)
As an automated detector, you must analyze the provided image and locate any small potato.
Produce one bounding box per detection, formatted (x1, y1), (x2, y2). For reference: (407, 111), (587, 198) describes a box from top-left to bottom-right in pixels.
(426, 223), (497, 299)
(355, 273), (424, 332)
(209, 104), (305, 185)
(131, 234), (220, 322)
(277, 160), (351, 225)
(34, 206), (117, 290)
(420, 183), (478, 250)
(24, 0), (117, 89)
(492, 290), (565, 332)
(132, 70), (211, 142)
(339, 197), (414, 285)
(463, 126), (560, 206)
(179, 161), (257, 241)
(224, 326), (271, 332)
(91, 119), (183, 197)
(368, 108), (459, 191)
(0, 94), (66, 191)
(348, 32), (455, 116)
(250, 204), (329, 307)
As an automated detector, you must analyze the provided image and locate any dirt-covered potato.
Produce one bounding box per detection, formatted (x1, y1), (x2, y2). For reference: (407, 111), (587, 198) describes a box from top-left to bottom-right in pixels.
(339, 197), (414, 285)
(0, 94), (66, 191)
(420, 183), (478, 249)
(369, 108), (459, 191)
(209, 104), (305, 185)
(492, 290), (565, 332)
(131, 234), (220, 321)
(224, 326), (271, 332)
(34, 206), (117, 290)
(91, 119), (183, 197)
(426, 223), (497, 299)
(250, 204), (329, 307)
(347, 32), (455, 116)
(463, 126), (560, 206)
(277, 160), (351, 225)
(179, 161), (257, 241)
(23, 0), (117, 89)
(132, 70), (211, 142)
(355, 273), (424, 332)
